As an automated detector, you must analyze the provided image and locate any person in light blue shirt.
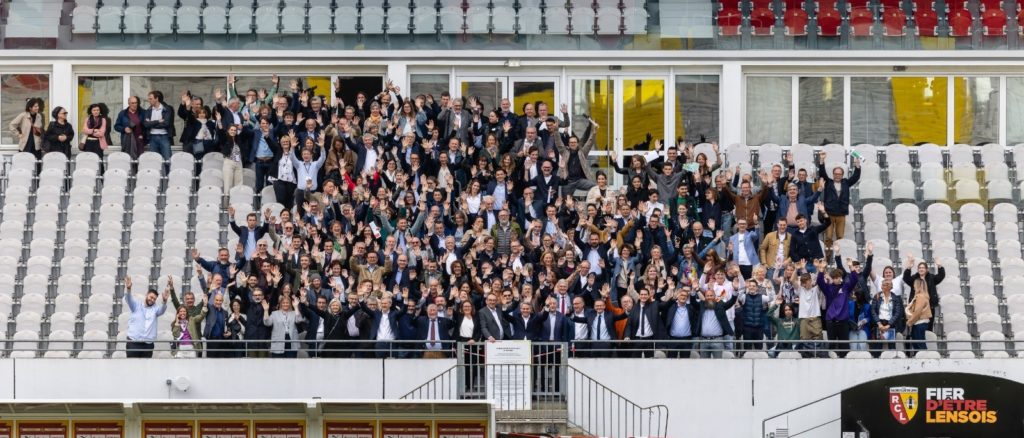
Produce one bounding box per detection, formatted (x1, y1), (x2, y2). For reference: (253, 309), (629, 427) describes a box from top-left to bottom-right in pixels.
(123, 275), (168, 358)
(289, 134), (327, 211)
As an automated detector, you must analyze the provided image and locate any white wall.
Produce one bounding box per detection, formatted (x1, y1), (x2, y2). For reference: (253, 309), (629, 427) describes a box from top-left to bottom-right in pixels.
(4, 358), (1024, 438)
(570, 358), (1024, 438)
(4, 359), (454, 400)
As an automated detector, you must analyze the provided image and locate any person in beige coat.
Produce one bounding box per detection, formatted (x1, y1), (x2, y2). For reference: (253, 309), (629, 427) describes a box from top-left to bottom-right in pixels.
(905, 279), (932, 354)
(9, 97), (44, 157)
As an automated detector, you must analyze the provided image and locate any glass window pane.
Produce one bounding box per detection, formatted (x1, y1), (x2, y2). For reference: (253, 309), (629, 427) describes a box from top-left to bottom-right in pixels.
(410, 74), (450, 100)
(674, 75), (719, 144)
(129, 76), (224, 141)
(231, 76), (331, 106)
(77, 76), (124, 147)
(852, 76), (947, 146)
(335, 76), (384, 111)
(622, 79), (664, 150)
(460, 80), (503, 114)
(2, 74), (49, 145)
(798, 77), (844, 145)
(746, 76), (791, 146)
(512, 81), (555, 117)
(1008, 78), (1024, 145)
(571, 79), (615, 155)
(954, 77), (999, 145)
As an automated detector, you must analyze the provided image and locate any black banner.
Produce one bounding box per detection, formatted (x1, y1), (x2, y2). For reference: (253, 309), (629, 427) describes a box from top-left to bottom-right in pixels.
(841, 372), (1024, 437)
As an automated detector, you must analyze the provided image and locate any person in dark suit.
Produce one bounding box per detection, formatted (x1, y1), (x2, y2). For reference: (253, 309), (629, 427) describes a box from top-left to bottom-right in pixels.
(570, 297), (625, 358)
(341, 293), (373, 358)
(660, 286), (701, 358)
(228, 207), (271, 261)
(478, 293), (511, 341)
(365, 292), (408, 358)
(297, 293), (328, 357)
(407, 303), (454, 358)
(625, 289), (665, 358)
(246, 117), (282, 192)
(529, 159), (564, 214)
(534, 296), (573, 396)
(505, 301), (543, 341)
(297, 290), (360, 358)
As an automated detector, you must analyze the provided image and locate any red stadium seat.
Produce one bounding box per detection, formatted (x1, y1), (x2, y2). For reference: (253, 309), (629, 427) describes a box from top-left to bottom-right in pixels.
(815, 0), (839, 11)
(982, 8), (1007, 35)
(1018, 9), (1024, 34)
(911, 0), (934, 10)
(784, 0), (806, 10)
(947, 0), (967, 10)
(847, 0), (870, 10)
(948, 9), (973, 36)
(980, 0), (1003, 11)
(784, 7), (810, 34)
(914, 8), (939, 35)
(817, 8), (843, 35)
(849, 7), (875, 35)
(719, 0), (740, 11)
(883, 7), (907, 35)
(718, 8), (742, 35)
(879, 0), (903, 10)
(753, 0), (774, 9)
(750, 7), (777, 35)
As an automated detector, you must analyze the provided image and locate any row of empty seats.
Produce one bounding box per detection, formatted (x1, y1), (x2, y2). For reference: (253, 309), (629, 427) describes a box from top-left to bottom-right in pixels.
(72, 2), (649, 35)
(717, 0), (1018, 37)
(0, 151), (269, 358)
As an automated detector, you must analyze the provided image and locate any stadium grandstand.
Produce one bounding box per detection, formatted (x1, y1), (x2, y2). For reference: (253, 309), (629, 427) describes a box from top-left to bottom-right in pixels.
(1, 0), (1024, 437)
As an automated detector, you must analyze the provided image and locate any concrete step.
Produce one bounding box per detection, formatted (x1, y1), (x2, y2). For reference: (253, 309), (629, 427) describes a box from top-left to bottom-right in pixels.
(495, 408), (570, 436)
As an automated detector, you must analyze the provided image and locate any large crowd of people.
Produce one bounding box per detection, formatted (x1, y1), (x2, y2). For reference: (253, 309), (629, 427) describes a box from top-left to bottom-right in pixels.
(11, 75), (944, 359)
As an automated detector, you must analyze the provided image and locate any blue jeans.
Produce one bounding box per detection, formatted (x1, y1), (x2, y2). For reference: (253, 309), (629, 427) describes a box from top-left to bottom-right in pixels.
(148, 134), (171, 160)
(849, 330), (868, 350)
(910, 324), (928, 351)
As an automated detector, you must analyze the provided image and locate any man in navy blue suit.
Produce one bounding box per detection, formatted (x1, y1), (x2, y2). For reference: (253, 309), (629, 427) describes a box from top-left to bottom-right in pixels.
(406, 303), (453, 359)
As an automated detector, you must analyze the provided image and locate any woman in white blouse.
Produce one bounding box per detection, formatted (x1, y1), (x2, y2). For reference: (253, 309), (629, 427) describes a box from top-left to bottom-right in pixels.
(452, 300), (481, 343)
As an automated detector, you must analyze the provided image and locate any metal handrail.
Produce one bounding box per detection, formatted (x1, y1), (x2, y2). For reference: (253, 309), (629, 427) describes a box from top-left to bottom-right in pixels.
(565, 365), (669, 438)
(0, 338), (1018, 356)
(761, 391), (843, 438)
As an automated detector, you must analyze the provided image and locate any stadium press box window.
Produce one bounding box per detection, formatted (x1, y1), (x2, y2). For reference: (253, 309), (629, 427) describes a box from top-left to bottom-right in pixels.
(253, 422), (303, 438)
(198, 421), (248, 438)
(72, 421), (123, 438)
(16, 422), (67, 438)
(143, 422), (194, 438)
(323, 421), (374, 438)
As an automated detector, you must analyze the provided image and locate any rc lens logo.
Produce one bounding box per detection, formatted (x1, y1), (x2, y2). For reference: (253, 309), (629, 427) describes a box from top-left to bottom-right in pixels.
(889, 386), (918, 424)
(888, 387), (998, 425)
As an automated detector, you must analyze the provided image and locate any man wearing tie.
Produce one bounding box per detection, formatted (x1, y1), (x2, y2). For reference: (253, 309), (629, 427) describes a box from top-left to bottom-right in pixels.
(536, 296), (572, 395)
(625, 289), (664, 358)
(550, 280), (573, 315)
(478, 293), (511, 342)
(438, 98), (472, 145)
(662, 287), (700, 358)
(408, 304), (453, 359)
(366, 292), (408, 359)
(570, 297), (624, 358)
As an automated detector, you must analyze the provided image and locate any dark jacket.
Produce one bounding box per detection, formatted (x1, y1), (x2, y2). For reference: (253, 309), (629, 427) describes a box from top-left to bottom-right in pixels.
(870, 293), (906, 333)
(43, 120), (74, 155)
(181, 118), (218, 155)
(536, 310), (573, 342)
(626, 300), (666, 340)
(695, 294), (739, 337)
(902, 266), (945, 311)
(788, 216), (832, 262)
(114, 108), (144, 148)
(817, 164), (861, 215)
(142, 103), (176, 143)
(505, 310), (544, 341)
(220, 132), (253, 167)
